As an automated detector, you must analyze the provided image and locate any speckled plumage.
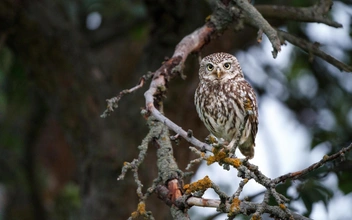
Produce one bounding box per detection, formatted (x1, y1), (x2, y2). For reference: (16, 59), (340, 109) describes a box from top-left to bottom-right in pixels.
(194, 52), (258, 158)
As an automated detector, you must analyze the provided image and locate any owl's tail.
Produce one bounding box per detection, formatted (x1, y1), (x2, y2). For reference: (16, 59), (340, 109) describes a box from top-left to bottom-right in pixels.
(239, 136), (255, 159)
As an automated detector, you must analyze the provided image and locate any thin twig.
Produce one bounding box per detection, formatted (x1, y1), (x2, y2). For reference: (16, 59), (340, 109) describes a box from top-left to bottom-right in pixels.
(273, 143), (352, 184)
(116, 124), (153, 181)
(101, 72), (153, 118)
(233, 178), (249, 199)
(186, 147), (207, 170)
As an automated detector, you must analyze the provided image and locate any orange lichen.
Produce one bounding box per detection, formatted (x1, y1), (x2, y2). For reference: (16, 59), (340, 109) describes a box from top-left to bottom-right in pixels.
(207, 147), (227, 165)
(229, 197), (241, 216)
(231, 197), (241, 211)
(184, 176), (212, 194)
(251, 214), (262, 220)
(130, 202), (146, 218)
(206, 148), (242, 168)
(131, 211), (138, 218)
(123, 161), (129, 166)
(183, 184), (190, 191)
(223, 157), (241, 168)
(279, 203), (286, 210)
(208, 135), (217, 144)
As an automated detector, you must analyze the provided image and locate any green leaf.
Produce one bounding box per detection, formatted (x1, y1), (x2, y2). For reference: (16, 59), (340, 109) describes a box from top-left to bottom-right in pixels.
(297, 179), (333, 216)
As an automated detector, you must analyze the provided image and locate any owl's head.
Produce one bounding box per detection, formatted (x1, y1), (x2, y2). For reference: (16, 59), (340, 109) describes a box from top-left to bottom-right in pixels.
(199, 52), (244, 82)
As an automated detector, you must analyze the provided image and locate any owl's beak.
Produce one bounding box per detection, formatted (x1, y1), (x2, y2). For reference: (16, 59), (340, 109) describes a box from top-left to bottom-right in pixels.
(216, 68), (221, 78)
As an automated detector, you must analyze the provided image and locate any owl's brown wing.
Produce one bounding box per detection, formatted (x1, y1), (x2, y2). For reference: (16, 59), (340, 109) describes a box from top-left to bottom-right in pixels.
(242, 82), (259, 145)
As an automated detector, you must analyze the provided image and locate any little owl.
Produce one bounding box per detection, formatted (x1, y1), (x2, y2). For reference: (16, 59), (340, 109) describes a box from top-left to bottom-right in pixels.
(194, 52), (258, 159)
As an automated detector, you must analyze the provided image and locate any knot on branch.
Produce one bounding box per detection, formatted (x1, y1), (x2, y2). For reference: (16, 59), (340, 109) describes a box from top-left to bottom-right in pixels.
(155, 55), (183, 80)
(209, 0), (244, 32)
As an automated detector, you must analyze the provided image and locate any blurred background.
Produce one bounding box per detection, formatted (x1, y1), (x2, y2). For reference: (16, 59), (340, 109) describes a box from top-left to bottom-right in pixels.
(0, 0), (351, 219)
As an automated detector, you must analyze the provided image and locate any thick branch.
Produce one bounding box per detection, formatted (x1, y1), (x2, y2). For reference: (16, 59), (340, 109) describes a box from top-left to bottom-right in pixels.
(233, 0), (281, 57)
(143, 23), (219, 152)
(146, 101), (213, 152)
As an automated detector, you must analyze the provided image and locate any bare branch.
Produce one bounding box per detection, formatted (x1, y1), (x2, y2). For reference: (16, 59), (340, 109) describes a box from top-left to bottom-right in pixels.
(278, 30), (352, 72)
(117, 122), (154, 181)
(233, 0), (281, 58)
(186, 196), (311, 220)
(273, 143), (352, 184)
(256, 1), (342, 28)
(143, 24), (218, 152)
(145, 97), (213, 152)
(101, 72), (153, 118)
(186, 147), (206, 170)
(187, 197), (220, 208)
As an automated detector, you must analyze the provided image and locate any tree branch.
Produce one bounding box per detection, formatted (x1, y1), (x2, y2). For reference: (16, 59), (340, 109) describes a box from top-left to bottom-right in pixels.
(186, 197), (311, 220)
(180, 143), (351, 219)
(233, 0), (281, 58)
(256, 0), (342, 28)
(273, 143), (352, 184)
(100, 72), (153, 118)
(277, 30), (352, 72)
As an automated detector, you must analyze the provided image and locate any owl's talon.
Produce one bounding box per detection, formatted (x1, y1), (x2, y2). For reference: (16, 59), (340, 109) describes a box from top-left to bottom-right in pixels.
(205, 134), (218, 144)
(229, 152), (237, 158)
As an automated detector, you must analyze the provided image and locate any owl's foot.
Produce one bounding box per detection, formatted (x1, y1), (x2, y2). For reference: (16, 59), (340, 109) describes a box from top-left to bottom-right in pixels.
(206, 135), (230, 150)
(205, 134), (218, 144)
(226, 138), (239, 157)
(206, 135), (239, 157)
(227, 144), (238, 158)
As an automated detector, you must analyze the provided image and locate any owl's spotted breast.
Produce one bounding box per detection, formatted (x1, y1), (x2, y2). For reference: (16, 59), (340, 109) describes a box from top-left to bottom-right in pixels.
(195, 78), (252, 142)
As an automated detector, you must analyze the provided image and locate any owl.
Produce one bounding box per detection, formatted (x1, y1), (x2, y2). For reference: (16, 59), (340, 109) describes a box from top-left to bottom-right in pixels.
(194, 52), (258, 159)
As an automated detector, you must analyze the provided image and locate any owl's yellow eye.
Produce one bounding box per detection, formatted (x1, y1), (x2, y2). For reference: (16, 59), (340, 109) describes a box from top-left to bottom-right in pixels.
(206, 64), (214, 71)
(223, 62), (231, 69)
